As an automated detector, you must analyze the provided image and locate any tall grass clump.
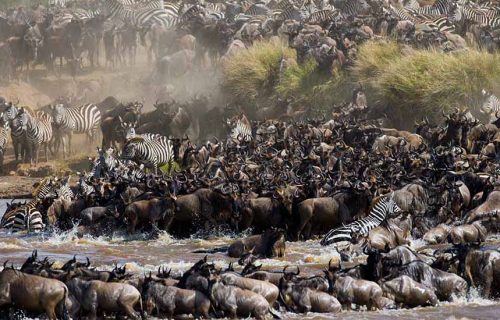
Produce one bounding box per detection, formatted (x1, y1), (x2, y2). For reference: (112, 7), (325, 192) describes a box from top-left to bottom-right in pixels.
(351, 41), (403, 87)
(353, 41), (500, 126)
(222, 39), (500, 127)
(222, 39), (295, 106)
(276, 59), (349, 108)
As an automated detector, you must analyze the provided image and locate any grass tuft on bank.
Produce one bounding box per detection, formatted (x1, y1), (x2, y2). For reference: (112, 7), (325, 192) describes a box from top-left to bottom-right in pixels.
(222, 39), (500, 126)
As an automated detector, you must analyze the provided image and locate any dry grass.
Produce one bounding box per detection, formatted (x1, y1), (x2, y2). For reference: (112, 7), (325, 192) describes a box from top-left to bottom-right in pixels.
(222, 39), (500, 126)
(222, 39), (295, 106)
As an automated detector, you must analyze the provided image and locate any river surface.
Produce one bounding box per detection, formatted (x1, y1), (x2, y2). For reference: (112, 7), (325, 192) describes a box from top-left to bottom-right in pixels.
(1, 199), (499, 319)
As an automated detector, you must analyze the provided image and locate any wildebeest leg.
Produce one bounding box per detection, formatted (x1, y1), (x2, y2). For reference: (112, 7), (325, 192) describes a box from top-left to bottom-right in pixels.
(44, 302), (57, 320)
(118, 300), (138, 320)
(13, 140), (19, 161)
(303, 223), (312, 240)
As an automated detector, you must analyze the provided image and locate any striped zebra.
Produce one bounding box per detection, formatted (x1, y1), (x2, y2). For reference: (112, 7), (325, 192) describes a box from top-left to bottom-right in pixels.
(49, 103), (101, 157)
(432, 0), (456, 15)
(0, 118), (8, 172)
(2, 103), (27, 161)
(451, 3), (500, 27)
(1, 178), (57, 233)
(121, 135), (174, 173)
(12, 108), (53, 165)
(227, 114), (252, 143)
(419, 16), (456, 33)
(480, 89), (500, 122)
(48, 0), (70, 7)
(320, 196), (402, 246)
(305, 9), (339, 24)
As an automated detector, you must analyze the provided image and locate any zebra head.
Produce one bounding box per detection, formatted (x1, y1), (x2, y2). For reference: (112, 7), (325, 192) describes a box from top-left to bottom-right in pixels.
(51, 104), (66, 126)
(32, 177), (58, 200)
(386, 197), (403, 216)
(12, 108), (30, 132)
(123, 124), (137, 141)
(3, 103), (18, 122)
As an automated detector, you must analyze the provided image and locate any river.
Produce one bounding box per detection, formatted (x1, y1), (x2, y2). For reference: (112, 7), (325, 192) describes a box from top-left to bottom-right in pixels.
(0, 199), (499, 319)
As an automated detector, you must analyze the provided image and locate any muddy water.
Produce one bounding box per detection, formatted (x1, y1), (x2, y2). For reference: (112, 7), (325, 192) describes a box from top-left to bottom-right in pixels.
(1, 199), (499, 319)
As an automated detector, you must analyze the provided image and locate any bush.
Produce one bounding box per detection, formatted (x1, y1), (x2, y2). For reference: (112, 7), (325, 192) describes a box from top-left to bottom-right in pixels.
(222, 39), (500, 127)
(353, 42), (500, 126)
(222, 39), (296, 107)
(276, 58), (349, 108)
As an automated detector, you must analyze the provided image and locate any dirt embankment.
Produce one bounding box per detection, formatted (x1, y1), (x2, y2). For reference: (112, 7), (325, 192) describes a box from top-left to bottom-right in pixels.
(0, 176), (39, 199)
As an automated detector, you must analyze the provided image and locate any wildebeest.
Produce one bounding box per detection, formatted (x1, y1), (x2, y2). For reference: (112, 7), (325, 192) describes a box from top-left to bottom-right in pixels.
(142, 278), (210, 318)
(324, 268), (385, 310)
(457, 245), (500, 298)
(294, 197), (348, 240)
(221, 272), (279, 305)
(66, 277), (143, 319)
(0, 267), (69, 320)
(385, 261), (467, 301)
(381, 275), (438, 307)
(423, 224), (451, 244)
(228, 229), (286, 258)
(447, 221), (488, 245)
(123, 195), (176, 234)
(279, 273), (342, 313)
(208, 275), (274, 320)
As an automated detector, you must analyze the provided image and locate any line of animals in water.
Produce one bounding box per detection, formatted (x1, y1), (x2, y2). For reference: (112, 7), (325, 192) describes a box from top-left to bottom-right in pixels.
(0, 244), (498, 319)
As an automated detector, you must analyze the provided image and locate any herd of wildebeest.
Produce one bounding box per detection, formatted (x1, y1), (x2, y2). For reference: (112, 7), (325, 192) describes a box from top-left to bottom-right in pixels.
(0, 0), (500, 319)
(0, 87), (499, 319)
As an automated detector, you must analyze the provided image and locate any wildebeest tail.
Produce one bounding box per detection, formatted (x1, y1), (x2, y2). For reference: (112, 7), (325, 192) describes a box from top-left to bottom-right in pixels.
(192, 246), (229, 254)
(58, 286), (70, 320)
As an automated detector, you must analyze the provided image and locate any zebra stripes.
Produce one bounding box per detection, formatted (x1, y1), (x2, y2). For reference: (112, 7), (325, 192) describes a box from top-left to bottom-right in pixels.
(51, 103), (101, 134)
(480, 89), (500, 121)
(305, 9), (338, 24)
(101, 0), (203, 29)
(228, 114), (252, 142)
(1, 178), (58, 233)
(50, 103), (101, 156)
(12, 108), (53, 164)
(0, 119), (8, 170)
(2, 104), (27, 161)
(320, 196), (402, 246)
(121, 134), (174, 173)
(451, 3), (500, 28)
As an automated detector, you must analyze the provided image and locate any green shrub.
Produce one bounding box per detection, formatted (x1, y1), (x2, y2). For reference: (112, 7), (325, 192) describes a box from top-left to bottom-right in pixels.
(222, 39), (295, 106)
(222, 39), (500, 127)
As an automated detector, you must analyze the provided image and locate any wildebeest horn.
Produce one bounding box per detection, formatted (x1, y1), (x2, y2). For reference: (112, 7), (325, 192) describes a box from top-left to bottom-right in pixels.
(294, 266), (300, 275)
(3, 260), (8, 268)
(86, 257), (90, 267)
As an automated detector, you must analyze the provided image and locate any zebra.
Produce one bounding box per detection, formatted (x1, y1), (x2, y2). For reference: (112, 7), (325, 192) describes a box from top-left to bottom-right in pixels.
(305, 9), (339, 24)
(320, 196), (402, 246)
(12, 108), (53, 165)
(121, 135), (174, 173)
(0, 117), (8, 172)
(48, 0), (70, 7)
(227, 114), (253, 143)
(431, 0), (456, 15)
(419, 16), (456, 33)
(450, 3), (500, 27)
(2, 102), (26, 161)
(480, 89), (500, 122)
(49, 103), (101, 157)
(1, 178), (58, 233)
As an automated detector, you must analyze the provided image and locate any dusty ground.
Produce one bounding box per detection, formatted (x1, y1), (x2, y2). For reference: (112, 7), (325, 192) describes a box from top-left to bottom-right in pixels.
(0, 176), (39, 198)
